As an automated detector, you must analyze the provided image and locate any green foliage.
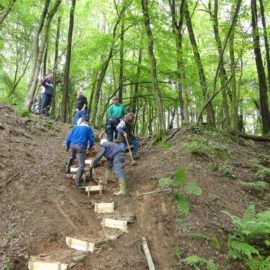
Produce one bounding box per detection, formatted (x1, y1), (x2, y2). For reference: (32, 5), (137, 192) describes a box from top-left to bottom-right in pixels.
(218, 164), (236, 178)
(224, 205), (270, 269)
(159, 167), (202, 215)
(241, 181), (268, 193)
(183, 255), (218, 270)
(256, 167), (270, 181)
(186, 136), (228, 160)
(174, 246), (183, 259)
(188, 232), (221, 250)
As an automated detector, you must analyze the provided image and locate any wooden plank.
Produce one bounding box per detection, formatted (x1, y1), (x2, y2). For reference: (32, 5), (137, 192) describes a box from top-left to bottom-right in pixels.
(28, 260), (68, 270)
(70, 167), (90, 173)
(85, 185), (103, 196)
(101, 218), (128, 232)
(94, 202), (114, 214)
(85, 159), (93, 165)
(66, 237), (95, 252)
(142, 237), (155, 270)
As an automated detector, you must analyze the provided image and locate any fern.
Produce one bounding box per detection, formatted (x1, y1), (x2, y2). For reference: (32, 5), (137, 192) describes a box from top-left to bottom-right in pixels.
(228, 239), (259, 259)
(174, 192), (189, 215)
(159, 167), (202, 216)
(159, 177), (173, 187)
(173, 167), (186, 187)
(184, 255), (218, 270)
(184, 182), (202, 196)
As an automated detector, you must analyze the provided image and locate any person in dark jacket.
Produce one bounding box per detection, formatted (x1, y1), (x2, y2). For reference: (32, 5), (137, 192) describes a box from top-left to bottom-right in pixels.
(91, 138), (126, 195)
(65, 118), (95, 187)
(116, 113), (139, 159)
(40, 74), (54, 115)
(105, 97), (126, 141)
(73, 90), (89, 125)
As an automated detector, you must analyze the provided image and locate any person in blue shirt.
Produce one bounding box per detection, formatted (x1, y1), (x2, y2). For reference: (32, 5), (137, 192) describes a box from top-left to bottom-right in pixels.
(65, 118), (95, 187)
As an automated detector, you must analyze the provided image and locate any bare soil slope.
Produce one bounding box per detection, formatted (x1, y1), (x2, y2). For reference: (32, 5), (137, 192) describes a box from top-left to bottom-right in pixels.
(1, 104), (270, 270)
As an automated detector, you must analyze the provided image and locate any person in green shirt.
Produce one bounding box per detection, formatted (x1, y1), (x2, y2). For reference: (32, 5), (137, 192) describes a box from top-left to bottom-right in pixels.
(105, 97), (126, 141)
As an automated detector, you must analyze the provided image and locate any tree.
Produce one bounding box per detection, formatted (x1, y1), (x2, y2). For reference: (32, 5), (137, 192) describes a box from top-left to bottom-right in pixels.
(141, 0), (166, 137)
(251, 0), (270, 135)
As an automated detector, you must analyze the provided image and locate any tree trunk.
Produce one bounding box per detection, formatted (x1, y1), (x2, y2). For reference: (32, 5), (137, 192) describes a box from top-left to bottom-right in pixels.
(51, 16), (61, 119)
(141, 0), (166, 137)
(258, 0), (270, 89)
(61, 0), (76, 122)
(131, 48), (142, 114)
(251, 0), (270, 135)
(213, 0), (230, 127)
(118, 18), (125, 102)
(24, 0), (50, 110)
(169, 0), (189, 124)
(88, 70), (98, 118)
(25, 0), (61, 111)
(0, 0), (17, 26)
(184, 1), (215, 125)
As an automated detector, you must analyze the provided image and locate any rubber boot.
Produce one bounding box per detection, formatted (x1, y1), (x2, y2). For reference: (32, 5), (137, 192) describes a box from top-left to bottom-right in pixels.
(66, 157), (74, 174)
(99, 168), (111, 185)
(114, 178), (126, 196)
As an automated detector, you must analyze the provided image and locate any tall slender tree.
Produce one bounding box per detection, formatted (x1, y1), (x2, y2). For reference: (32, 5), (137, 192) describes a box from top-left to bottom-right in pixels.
(61, 0), (76, 122)
(251, 0), (270, 135)
(141, 0), (166, 137)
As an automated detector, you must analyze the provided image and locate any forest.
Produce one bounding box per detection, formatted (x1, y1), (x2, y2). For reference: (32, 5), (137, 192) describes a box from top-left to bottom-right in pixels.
(1, 0), (270, 137)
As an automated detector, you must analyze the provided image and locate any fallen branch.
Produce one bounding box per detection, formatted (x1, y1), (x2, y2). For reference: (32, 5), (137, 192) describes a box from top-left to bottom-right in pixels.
(142, 237), (155, 270)
(0, 172), (20, 188)
(137, 188), (171, 196)
(232, 132), (270, 142)
(165, 128), (181, 142)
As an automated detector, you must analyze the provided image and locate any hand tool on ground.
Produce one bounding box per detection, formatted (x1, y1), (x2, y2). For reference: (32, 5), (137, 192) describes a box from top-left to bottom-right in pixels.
(124, 135), (137, 166)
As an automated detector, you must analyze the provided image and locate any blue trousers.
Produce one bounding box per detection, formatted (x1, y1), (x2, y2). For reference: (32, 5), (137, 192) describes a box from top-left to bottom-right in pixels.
(107, 152), (125, 179)
(70, 144), (86, 186)
(118, 138), (139, 156)
(105, 117), (120, 141)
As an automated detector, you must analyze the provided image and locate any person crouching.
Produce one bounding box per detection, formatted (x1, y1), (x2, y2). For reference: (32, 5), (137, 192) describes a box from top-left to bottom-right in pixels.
(91, 138), (126, 195)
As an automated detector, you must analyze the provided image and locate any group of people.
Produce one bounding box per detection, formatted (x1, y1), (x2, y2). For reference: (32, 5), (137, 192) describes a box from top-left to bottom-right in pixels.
(65, 95), (140, 196)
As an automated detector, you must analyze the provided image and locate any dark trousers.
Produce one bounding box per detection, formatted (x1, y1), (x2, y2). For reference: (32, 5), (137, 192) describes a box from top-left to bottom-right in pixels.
(107, 152), (125, 179)
(41, 93), (52, 115)
(105, 117), (120, 141)
(70, 144), (86, 186)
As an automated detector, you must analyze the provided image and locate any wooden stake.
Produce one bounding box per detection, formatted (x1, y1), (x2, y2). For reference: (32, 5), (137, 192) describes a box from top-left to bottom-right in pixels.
(142, 237), (155, 270)
(85, 185), (103, 197)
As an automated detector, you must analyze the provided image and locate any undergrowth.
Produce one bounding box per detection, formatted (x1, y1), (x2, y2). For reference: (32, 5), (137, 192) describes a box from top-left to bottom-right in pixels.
(159, 167), (202, 215)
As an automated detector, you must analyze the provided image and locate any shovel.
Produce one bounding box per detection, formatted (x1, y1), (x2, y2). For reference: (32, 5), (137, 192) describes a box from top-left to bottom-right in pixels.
(124, 135), (137, 166)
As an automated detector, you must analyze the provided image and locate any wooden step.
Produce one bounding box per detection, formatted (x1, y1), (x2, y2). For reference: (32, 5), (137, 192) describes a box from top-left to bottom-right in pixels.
(94, 202), (114, 214)
(85, 185), (103, 196)
(101, 218), (128, 232)
(70, 167), (90, 173)
(28, 260), (68, 270)
(85, 159), (93, 165)
(66, 237), (95, 252)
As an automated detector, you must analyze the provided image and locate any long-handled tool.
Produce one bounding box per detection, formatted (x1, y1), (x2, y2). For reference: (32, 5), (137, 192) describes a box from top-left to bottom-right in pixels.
(124, 135), (137, 166)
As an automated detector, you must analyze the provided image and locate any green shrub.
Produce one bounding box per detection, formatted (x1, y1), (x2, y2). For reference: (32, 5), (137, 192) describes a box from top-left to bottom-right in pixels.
(223, 205), (270, 269)
(241, 181), (268, 192)
(183, 255), (218, 270)
(159, 167), (202, 215)
(256, 167), (270, 181)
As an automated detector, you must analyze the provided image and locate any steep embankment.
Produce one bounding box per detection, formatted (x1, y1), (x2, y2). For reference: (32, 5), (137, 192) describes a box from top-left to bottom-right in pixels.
(1, 104), (270, 270)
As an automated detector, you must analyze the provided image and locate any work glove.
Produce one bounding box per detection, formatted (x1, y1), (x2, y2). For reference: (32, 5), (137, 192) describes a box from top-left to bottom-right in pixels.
(123, 133), (127, 137)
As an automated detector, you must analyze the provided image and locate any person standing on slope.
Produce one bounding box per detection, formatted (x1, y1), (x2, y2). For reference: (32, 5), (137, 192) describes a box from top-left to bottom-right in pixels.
(105, 97), (126, 141)
(40, 74), (54, 116)
(65, 118), (95, 187)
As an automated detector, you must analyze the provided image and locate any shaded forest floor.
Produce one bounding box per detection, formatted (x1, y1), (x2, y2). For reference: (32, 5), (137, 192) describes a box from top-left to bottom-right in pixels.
(1, 103), (270, 269)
